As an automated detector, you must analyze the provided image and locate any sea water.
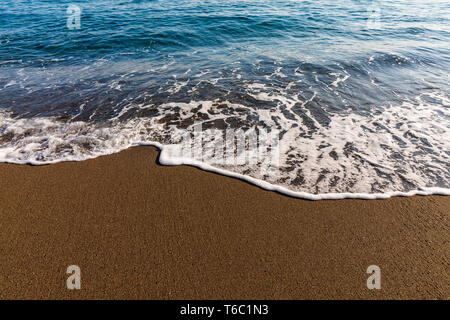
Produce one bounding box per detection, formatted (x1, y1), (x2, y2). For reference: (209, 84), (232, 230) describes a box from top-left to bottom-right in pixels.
(0, 0), (449, 199)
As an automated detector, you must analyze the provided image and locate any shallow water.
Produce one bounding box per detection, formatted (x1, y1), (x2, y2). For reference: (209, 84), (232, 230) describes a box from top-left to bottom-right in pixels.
(0, 0), (449, 198)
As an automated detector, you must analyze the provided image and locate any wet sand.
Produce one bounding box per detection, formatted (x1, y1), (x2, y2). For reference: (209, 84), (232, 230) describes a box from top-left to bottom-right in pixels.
(0, 146), (448, 299)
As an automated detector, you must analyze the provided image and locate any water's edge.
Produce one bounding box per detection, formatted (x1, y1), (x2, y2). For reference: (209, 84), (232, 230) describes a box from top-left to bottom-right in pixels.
(3, 142), (449, 201)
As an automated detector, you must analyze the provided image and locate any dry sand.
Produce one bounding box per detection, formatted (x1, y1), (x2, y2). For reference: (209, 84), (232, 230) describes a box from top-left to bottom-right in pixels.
(0, 146), (448, 299)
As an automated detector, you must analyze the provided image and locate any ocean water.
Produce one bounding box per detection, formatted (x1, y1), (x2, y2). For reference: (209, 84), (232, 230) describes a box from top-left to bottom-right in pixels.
(0, 0), (449, 199)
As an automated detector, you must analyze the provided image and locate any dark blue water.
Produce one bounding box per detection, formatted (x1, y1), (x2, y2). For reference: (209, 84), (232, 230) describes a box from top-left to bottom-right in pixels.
(0, 0), (449, 197)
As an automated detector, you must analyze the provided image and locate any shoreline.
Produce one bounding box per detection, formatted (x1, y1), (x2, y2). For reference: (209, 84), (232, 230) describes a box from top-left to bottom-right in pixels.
(0, 146), (448, 299)
(2, 141), (449, 200)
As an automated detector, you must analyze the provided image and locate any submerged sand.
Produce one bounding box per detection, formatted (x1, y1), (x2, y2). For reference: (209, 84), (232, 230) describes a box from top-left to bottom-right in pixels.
(0, 146), (448, 299)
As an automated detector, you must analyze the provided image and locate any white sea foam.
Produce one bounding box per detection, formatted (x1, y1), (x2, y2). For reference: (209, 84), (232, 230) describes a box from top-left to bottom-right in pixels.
(0, 87), (448, 199)
(330, 72), (350, 87)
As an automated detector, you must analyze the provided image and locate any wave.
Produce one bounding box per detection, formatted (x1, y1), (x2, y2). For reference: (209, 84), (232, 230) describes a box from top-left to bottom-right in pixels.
(1, 90), (448, 198)
(1, 0), (449, 199)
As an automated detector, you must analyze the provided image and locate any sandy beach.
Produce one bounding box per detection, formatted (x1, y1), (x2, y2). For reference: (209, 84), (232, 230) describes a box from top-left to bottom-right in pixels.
(0, 146), (448, 299)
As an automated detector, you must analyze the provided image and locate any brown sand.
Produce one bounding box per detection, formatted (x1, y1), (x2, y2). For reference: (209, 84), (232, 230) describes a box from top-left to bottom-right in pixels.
(0, 146), (448, 299)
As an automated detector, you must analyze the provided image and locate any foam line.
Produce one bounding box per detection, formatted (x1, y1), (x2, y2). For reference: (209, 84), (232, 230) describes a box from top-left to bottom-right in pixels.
(155, 143), (450, 200)
(1, 139), (449, 200)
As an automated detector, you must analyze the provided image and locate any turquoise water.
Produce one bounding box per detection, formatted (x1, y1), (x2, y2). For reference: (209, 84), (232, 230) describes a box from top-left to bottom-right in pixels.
(0, 0), (449, 196)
